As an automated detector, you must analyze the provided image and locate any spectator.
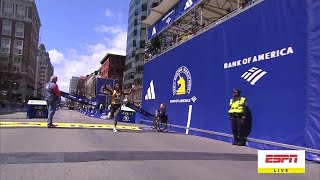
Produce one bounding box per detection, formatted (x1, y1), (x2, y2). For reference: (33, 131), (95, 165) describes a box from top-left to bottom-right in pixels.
(44, 76), (61, 128)
(99, 103), (103, 114)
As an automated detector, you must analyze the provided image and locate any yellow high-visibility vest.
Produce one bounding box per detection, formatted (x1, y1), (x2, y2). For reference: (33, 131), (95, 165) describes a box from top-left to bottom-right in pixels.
(228, 97), (246, 114)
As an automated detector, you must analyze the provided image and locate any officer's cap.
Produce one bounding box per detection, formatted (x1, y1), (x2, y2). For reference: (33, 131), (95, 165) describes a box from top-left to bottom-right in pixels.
(233, 88), (241, 94)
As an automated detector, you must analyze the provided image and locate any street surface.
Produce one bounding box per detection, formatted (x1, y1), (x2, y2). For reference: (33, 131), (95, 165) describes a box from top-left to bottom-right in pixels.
(0, 109), (319, 180)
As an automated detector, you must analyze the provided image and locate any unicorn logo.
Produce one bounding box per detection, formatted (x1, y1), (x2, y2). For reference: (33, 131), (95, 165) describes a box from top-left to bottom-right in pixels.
(176, 75), (186, 95)
(173, 66), (192, 96)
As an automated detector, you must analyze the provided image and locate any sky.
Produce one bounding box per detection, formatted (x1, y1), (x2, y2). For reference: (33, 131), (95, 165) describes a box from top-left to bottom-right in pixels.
(36, 0), (131, 92)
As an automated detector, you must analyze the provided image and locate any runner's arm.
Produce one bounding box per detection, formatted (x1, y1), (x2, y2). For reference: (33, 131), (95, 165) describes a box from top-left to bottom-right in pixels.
(103, 85), (113, 93)
(123, 85), (135, 95)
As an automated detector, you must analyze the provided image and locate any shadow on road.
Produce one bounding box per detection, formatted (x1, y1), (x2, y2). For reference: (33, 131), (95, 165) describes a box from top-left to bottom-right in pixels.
(0, 151), (257, 164)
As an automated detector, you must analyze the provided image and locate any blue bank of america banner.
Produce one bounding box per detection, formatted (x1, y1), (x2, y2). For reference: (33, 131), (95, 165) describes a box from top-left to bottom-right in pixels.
(147, 0), (201, 41)
(143, 0), (320, 162)
(60, 78), (118, 108)
(60, 91), (97, 106)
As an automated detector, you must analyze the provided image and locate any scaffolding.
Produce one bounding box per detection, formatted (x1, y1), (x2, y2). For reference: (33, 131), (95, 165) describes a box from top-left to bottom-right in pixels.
(142, 0), (259, 63)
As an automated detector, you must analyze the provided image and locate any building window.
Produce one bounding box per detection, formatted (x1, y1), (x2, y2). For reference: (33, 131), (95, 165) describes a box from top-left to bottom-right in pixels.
(152, 2), (159, 8)
(28, 6), (33, 18)
(136, 54), (144, 62)
(15, 22), (25, 38)
(2, 1), (14, 17)
(139, 40), (145, 48)
(1, 38), (11, 53)
(142, 4), (147, 11)
(13, 40), (23, 55)
(0, 56), (9, 62)
(16, 4), (27, 20)
(140, 28), (146, 36)
(13, 56), (22, 63)
(1, 65), (8, 71)
(2, 20), (12, 36)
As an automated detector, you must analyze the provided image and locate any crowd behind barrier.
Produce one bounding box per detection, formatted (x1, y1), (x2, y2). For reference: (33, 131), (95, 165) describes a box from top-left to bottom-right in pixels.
(144, 0), (257, 63)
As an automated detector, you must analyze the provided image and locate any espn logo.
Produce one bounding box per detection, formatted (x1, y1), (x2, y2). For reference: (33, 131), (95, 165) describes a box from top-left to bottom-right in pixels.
(258, 150), (305, 174)
(266, 154), (297, 163)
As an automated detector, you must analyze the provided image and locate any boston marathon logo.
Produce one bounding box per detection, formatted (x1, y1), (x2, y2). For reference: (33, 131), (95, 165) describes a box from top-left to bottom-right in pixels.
(173, 66), (192, 95)
(36, 110), (44, 116)
(224, 47), (294, 69)
(122, 115), (129, 121)
(170, 66), (197, 103)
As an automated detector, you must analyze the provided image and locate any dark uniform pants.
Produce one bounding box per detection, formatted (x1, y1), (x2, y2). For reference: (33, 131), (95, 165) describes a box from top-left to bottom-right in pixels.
(230, 114), (246, 143)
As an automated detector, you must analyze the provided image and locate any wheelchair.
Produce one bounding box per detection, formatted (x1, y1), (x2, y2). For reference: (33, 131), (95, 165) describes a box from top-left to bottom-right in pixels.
(154, 115), (171, 132)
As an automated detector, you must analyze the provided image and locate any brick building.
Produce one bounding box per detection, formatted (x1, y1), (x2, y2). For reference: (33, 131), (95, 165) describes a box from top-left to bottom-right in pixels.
(35, 44), (53, 98)
(100, 53), (125, 85)
(85, 70), (100, 100)
(76, 76), (86, 97)
(0, 0), (41, 102)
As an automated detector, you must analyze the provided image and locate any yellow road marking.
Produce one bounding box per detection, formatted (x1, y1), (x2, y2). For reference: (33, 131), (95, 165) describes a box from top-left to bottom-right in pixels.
(0, 122), (141, 131)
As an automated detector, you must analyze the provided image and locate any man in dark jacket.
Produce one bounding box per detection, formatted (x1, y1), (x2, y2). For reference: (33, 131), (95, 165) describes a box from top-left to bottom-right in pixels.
(45, 76), (61, 128)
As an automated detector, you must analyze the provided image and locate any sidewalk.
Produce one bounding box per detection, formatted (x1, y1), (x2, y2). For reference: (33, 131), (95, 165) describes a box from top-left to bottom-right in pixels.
(0, 108), (26, 114)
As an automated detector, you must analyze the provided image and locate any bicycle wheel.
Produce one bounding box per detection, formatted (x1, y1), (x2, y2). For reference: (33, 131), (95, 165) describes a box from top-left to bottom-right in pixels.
(156, 119), (167, 132)
(164, 119), (171, 132)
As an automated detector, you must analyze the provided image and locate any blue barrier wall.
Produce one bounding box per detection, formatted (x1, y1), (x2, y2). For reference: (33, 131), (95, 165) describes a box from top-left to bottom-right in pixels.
(147, 0), (201, 40)
(142, 0), (320, 161)
(95, 78), (117, 108)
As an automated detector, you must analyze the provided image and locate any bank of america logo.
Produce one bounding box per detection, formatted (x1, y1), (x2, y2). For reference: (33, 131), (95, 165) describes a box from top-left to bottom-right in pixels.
(184, 0), (193, 10)
(152, 27), (156, 36)
(241, 67), (267, 85)
(145, 80), (156, 100)
(191, 96), (197, 102)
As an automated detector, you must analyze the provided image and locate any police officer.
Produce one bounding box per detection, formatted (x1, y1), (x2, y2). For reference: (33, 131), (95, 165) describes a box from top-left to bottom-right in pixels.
(228, 88), (247, 146)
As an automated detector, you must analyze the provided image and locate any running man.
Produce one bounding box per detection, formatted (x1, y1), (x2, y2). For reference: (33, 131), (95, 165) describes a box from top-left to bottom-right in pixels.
(103, 83), (135, 132)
